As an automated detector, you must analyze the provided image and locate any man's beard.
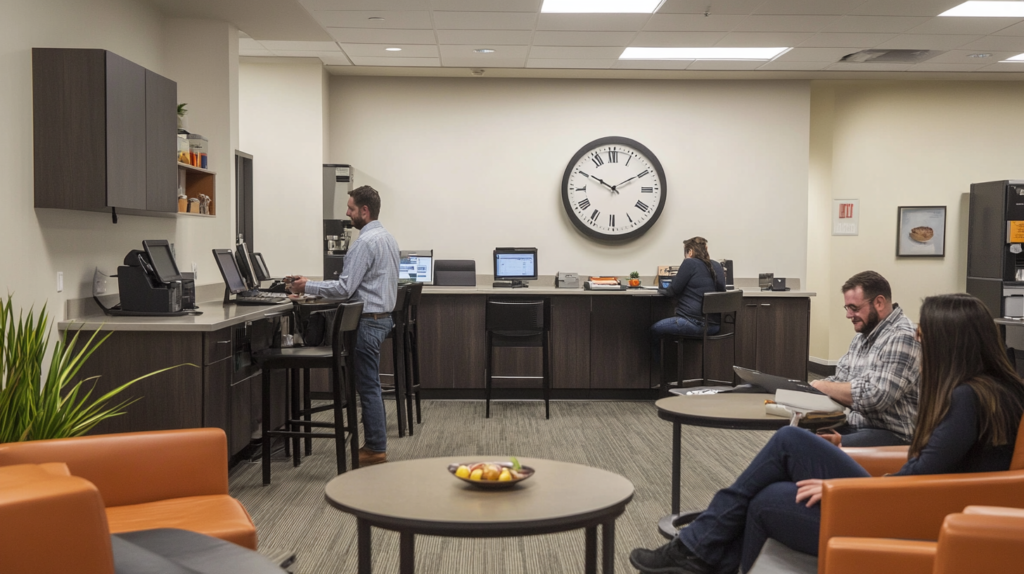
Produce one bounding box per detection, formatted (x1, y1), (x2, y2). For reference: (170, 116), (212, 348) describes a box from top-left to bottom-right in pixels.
(860, 306), (880, 335)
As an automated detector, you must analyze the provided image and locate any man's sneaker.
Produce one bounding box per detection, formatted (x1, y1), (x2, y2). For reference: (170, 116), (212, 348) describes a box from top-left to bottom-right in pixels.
(358, 447), (387, 466)
(628, 538), (713, 574)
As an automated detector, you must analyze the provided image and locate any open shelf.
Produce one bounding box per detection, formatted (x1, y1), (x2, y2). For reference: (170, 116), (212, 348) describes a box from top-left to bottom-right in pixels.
(177, 162), (217, 216)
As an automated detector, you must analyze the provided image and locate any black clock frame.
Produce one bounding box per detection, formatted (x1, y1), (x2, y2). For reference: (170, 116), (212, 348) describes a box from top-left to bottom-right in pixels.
(560, 136), (668, 242)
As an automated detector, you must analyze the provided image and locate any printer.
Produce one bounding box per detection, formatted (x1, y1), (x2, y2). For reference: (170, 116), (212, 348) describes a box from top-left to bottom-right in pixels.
(556, 271), (580, 289)
(115, 240), (184, 315)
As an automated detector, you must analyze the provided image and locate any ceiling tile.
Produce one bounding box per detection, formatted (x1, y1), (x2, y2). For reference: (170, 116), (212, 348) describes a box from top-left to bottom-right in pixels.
(800, 32), (896, 47)
(686, 59), (768, 70)
(612, 59), (693, 69)
(439, 45), (530, 59)
(312, 10), (434, 29)
(526, 58), (615, 68)
(825, 61), (914, 71)
(753, 0), (865, 16)
(991, 20), (1024, 37)
(926, 49), (1015, 63)
(631, 31), (729, 46)
(433, 11), (537, 30)
(732, 15), (840, 32)
(906, 16), (1023, 35)
(960, 35), (1024, 51)
(873, 34), (982, 50)
(318, 53), (352, 65)
(261, 40), (341, 52)
(300, 0), (431, 10)
(348, 56), (442, 66)
(239, 38), (266, 51)
(643, 14), (746, 32)
(240, 47), (275, 57)
(532, 31), (637, 46)
(530, 46), (624, 58)
(430, 0), (541, 12)
(908, 62), (988, 71)
(441, 56), (530, 67)
(774, 47), (859, 61)
(340, 43), (439, 57)
(975, 61), (1024, 72)
(656, 0), (764, 16)
(537, 13), (649, 31)
(714, 32), (816, 46)
(821, 16), (930, 33)
(327, 28), (437, 44)
(757, 60), (833, 70)
(436, 30), (535, 44)
(264, 50), (325, 58)
(850, 0), (964, 18)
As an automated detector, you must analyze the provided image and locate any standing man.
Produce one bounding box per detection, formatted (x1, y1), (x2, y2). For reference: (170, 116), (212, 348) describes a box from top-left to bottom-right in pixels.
(288, 185), (399, 466)
(811, 271), (921, 447)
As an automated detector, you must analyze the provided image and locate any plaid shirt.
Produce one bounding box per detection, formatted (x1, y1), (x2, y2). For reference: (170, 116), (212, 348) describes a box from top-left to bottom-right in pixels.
(826, 304), (921, 442)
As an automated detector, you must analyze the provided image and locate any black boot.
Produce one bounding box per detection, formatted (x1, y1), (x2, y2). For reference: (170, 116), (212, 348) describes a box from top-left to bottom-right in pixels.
(628, 538), (713, 574)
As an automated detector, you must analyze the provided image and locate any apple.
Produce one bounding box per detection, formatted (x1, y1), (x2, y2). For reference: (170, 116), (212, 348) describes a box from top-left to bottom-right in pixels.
(469, 468), (483, 481)
(498, 469), (511, 482)
(455, 465), (470, 479)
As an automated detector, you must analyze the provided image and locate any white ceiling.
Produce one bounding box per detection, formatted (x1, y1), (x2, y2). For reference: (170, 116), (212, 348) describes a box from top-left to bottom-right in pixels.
(165, 0), (1024, 77)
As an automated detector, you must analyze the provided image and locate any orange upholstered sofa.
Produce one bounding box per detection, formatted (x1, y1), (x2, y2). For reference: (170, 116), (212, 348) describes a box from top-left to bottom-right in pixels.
(0, 428), (257, 550)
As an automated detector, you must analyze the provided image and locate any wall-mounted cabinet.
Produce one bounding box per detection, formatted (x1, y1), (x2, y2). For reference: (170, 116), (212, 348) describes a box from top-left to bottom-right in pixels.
(33, 48), (179, 218)
(177, 163), (217, 217)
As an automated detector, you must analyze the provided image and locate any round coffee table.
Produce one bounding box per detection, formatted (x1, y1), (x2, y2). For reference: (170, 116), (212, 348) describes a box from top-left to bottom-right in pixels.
(325, 456), (634, 574)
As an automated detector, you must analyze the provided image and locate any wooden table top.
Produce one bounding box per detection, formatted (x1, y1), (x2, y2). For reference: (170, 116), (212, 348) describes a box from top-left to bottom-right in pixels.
(324, 456), (634, 536)
(655, 393), (790, 431)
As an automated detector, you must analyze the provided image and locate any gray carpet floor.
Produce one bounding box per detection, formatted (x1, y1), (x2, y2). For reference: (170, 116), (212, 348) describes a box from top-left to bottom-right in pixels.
(229, 399), (775, 573)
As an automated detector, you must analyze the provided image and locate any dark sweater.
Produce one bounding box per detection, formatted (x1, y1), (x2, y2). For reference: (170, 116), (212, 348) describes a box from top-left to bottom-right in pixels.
(660, 258), (726, 323)
(894, 384), (1019, 476)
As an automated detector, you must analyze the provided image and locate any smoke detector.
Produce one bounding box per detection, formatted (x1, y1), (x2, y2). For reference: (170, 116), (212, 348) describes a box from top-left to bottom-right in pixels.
(840, 49), (943, 64)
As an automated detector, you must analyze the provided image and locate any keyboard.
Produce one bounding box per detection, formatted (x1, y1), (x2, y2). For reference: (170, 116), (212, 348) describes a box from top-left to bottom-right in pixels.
(235, 294), (289, 305)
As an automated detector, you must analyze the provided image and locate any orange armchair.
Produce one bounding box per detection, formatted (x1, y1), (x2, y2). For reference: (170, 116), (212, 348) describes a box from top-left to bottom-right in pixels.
(0, 428), (257, 550)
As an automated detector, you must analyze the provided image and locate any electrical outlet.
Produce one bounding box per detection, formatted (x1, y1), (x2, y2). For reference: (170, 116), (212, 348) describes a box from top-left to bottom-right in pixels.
(57, 272), (63, 293)
(192, 262), (198, 280)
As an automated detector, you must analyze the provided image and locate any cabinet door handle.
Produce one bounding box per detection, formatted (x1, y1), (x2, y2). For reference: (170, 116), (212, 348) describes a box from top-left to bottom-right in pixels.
(216, 340), (231, 344)
(746, 304), (758, 308)
(761, 304), (771, 307)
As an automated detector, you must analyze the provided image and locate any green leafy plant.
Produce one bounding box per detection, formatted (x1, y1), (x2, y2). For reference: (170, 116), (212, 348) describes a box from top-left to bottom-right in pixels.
(629, 271), (640, 279)
(177, 103), (187, 117)
(0, 295), (182, 442)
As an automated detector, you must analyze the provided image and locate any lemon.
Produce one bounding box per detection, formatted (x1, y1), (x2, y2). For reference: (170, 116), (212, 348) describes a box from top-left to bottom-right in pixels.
(455, 465), (470, 479)
(469, 468), (484, 481)
(498, 469), (512, 482)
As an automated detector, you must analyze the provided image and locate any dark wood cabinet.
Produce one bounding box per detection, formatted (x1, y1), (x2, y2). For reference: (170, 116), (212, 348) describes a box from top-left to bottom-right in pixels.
(590, 296), (651, 389)
(735, 297), (810, 381)
(230, 373), (257, 456)
(33, 48), (177, 217)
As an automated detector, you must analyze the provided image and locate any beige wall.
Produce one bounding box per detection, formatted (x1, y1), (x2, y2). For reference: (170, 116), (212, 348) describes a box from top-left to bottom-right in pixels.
(326, 76), (811, 281)
(0, 0), (238, 320)
(239, 60), (327, 276)
(811, 80), (1024, 361)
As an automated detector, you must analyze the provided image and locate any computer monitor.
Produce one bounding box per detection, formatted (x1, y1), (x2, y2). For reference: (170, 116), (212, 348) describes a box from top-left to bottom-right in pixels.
(234, 242), (259, 289)
(493, 247), (538, 288)
(399, 250), (434, 284)
(142, 240), (183, 284)
(251, 252), (271, 282)
(212, 249), (248, 295)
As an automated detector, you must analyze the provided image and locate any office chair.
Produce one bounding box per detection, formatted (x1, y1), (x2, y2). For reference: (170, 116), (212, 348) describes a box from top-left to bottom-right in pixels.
(661, 290), (743, 396)
(485, 298), (551, 419)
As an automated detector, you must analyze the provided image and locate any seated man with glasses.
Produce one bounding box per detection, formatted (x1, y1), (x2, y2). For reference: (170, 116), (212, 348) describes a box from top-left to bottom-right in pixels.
(811, 270), (921, 447)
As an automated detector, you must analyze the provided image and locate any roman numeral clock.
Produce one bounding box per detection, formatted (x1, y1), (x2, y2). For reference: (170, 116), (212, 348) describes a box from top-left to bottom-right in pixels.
(560, 136), (667, 241)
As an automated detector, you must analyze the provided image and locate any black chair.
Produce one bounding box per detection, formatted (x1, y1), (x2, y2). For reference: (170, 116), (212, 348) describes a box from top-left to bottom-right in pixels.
(252, 300), (363, 485)
(381, 284), (411, 437)
(403, 283), (424, 432)
(660, 290), (743, 396)
(485, 298), (551, 419)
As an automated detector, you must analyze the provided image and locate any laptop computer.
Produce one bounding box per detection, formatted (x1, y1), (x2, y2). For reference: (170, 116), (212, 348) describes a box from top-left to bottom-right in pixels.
(732, 366), (827, 396)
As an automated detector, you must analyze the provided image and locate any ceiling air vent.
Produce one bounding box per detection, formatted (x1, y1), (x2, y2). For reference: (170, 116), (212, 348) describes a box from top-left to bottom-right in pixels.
(840, 49), (943, 64)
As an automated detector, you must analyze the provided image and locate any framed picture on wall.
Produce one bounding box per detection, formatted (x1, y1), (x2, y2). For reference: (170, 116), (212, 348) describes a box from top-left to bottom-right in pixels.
(896, 206), (946, 257)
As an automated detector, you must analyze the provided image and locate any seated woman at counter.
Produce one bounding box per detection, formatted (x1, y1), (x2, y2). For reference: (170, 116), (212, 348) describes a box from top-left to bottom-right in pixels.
(630, 292), (1024, 574)
(651, 236), (726, 340)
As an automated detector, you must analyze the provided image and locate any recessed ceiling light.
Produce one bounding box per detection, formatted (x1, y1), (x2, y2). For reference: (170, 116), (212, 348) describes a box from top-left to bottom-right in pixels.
(474, 49), (496, 53)
(967, 53), (992, 58)
(368, 17), (385, 21)
(940, 1), (1024, 17)
(1001, 52), (1024, 62)
(620, 47), (790, 61)
(542, 0), (660, 14)
(385, 47), (402, 52)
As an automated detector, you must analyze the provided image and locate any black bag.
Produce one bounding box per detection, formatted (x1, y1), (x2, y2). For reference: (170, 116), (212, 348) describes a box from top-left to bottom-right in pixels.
(301, 308), (336, 347)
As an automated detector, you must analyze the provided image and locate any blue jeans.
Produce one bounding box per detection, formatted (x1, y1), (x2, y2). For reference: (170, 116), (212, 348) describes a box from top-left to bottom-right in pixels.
(835, 424), (910, 447)
(651, 316), (720, 369)
(678, 426), (870, 574)
(353, 316), (392, 453)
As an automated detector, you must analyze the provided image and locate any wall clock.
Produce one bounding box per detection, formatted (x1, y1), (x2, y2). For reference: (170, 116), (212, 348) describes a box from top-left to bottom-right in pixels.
(561, 136), (667, 241)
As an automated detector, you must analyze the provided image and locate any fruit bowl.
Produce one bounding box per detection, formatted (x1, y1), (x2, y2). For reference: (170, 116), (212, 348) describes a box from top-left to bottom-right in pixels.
(447, 461), (536, 489)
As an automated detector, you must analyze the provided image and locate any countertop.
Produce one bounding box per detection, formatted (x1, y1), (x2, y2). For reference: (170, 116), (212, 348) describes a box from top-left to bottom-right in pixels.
(423, 285), (815, 297)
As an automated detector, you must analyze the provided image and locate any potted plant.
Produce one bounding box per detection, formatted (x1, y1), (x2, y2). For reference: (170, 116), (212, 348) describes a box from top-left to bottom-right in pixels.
(177, 103), (188, 132)
(0, 295), (184, 442)
(628, 271), (641, 288)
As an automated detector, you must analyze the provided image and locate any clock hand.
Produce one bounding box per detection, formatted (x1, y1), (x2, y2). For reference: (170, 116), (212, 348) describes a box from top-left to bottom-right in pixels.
(582, 172), (617, 193)
(614, 175), (640, 188)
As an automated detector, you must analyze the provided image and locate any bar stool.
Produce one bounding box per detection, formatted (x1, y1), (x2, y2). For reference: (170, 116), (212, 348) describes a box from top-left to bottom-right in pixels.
(403, 283), (424, 432)
(381, 284), (411, 437)
(660, 290), (743, 396)
(485, 298), (551, 419)
(252, 300), (363, 485)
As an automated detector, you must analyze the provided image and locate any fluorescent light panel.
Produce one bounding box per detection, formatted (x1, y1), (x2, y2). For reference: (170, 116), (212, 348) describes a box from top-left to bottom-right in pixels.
(541, 0), (661, 14)
(940, 1), (1024, 17)
(1002, 52), (1024, 61)
(620, 47), (789, 60)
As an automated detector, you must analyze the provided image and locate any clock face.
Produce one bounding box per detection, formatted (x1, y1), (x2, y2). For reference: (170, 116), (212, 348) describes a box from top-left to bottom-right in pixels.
(561, 136), (667, 241)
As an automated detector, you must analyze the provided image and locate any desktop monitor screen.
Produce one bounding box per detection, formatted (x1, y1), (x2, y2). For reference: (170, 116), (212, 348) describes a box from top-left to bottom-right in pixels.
(251, 252), (271, 282)
(399, 250), (433, 284)
(234, 242), (259, 289)
(494, 248), (538, 281)
(212, 249), (248, 295)
(142, 240), (182, 284)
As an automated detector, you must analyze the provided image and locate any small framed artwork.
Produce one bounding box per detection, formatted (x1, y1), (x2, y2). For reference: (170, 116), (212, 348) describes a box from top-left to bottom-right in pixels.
(832, 199), (859, 236)
(896, 206), (946, 258)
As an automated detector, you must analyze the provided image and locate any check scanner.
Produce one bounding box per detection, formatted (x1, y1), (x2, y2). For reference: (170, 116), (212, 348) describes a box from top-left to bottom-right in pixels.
(100, 240), (189, 316)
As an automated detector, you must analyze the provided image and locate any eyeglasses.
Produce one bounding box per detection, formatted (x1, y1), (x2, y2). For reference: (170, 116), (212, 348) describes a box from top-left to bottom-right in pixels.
(843, 295), (878, 313)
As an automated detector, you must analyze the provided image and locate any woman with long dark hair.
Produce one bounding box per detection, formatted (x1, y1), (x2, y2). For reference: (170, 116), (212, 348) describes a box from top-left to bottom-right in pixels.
(652, 236), (726, 339)
(631, 293), (1024, 574)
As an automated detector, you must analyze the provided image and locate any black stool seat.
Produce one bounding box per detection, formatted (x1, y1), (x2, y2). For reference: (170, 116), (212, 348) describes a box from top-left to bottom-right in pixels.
(254, 347), (334, 369)
(485, 298), (551, 419)
(380, 284), (412, 437)
(659, 290), (743, 396)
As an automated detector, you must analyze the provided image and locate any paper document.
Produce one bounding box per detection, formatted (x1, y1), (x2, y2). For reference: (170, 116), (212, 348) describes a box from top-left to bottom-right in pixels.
(774, 389), (844, 413)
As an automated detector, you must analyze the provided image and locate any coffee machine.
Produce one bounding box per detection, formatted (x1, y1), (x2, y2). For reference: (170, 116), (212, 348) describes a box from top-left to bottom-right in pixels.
(324, 219), (354, 280)
(324, 163), (355, 280)
(967, 180), (1024, 318)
